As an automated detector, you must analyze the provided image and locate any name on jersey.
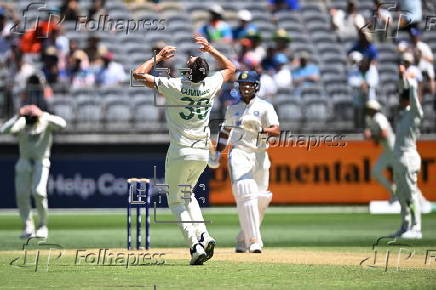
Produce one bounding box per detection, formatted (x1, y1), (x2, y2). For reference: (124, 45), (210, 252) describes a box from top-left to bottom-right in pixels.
(181, 88), (210, 96)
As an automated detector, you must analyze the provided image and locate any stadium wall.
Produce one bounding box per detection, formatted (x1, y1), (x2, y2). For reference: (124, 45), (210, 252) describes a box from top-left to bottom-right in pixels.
(210, 140), (436, 204)
(0, 142), (209, 208)
(0, 138), (435, 208)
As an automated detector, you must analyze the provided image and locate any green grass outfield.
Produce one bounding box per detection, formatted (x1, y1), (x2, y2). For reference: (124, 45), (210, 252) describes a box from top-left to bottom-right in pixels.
(0, 208), (435, 289)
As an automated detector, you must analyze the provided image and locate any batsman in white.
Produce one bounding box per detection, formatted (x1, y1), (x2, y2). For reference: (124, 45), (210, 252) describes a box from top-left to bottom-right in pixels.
(209, 71), (280, 253)
(0, 104), (66, 239)
(363, 100), (397, 201)
(390, 65), (425, 239)
(133, 34), (236, 265)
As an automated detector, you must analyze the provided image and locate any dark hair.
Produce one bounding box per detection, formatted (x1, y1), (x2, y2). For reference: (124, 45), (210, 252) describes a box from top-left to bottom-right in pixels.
(189, 57), (209, 83)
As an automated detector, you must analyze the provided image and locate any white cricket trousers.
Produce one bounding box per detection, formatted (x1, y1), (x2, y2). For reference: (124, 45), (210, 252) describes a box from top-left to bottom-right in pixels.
(372, 151), (395, 195)
(165, 145), (209, 247)
(15, 158), (49, 229)
(393, 150), (422, 231)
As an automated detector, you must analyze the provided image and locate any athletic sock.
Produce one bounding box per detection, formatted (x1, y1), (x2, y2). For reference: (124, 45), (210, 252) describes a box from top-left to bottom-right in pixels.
(186, 194), (208, 238)
(34, 195), (48, 227)
(169, 203), (198, 246)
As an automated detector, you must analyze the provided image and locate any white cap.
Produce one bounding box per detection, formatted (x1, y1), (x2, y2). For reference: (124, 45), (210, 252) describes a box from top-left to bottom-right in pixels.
(209, 4), (223, 15)
(238, 9), (252, 21)
(365, 99), (381, 111)
(402, 52), (414, 62)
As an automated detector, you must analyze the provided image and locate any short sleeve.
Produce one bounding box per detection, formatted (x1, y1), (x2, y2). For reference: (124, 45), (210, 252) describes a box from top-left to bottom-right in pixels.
(265, 104), (279, 127)
(154, 77), (180, 97)
(311, 65), (320, 76)
(209, 72), (224, 94)
(375, 114), (389, 130)
(419, 43), (433, 59)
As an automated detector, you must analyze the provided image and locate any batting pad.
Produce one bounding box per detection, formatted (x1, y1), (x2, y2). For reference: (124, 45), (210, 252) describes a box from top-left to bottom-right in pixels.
(234, 180), (261, 245)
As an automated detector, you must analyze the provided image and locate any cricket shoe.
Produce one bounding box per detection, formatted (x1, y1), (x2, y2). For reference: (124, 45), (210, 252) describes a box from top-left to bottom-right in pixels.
(235, 238), (247, 253)
(190, 243), (207, 265)
(19, 227), (35, 239)
(35, 226), (48, 239)
(235, 231), (247, 253)
(199, 232), (216, 261)
(389, 222), (409, 238)
(400, 229), (422, 240)
(248, 243), (262, 253)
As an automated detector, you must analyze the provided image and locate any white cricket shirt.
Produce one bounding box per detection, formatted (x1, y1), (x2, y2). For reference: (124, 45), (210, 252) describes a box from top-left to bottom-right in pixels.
(223, 97), (279, 151)
(155, 72), (224, 150)
(394, 83), (423, 154)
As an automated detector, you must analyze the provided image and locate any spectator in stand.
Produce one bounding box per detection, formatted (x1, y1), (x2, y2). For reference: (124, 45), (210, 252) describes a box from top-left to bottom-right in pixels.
(401, 52), (423, 95)
(291, 52), (320, 88)
(60, 0), (79, 22)
(88, 0), (107, 20)
(398, 28), (434, 94)
(258, 69), (277, 101)
(348, 28), (378, 63)
(67, 39), (79, 58)
(69, 50), (95, 89)
(261, 47), (276, 72)
(53, 26), (69, 56)
(272, 29), (291, 58)
(272, 53), (292, 90)
(0, 8), (11, 59)
(95, 51), (127, 87)
(19, 13), (59, 57)
(42, 46), (59, 85)
(348, 54), (379, 128)
(198, 5), (232, 44)
(0, 6), (17, 39)
(330, 0), (365, 42)
(370, 0), (393, 42)
(398, 0), (422, 30)
(268, 0), (299, 13)
(84, 36), (102, 64)
(239, 30), (265, 70)
(232, 10), (257, 41)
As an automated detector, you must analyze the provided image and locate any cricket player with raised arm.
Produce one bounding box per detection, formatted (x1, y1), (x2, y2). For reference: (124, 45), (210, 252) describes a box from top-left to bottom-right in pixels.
(132, 34), (236, 265)
(209, 71), (280, 253)
(390, 65), (425, 239)
(0, 105), (66, 239)
(363, 100), (397, 202)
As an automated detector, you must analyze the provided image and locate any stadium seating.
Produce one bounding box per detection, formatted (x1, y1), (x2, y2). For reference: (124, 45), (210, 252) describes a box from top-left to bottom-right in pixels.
(1, 0), (434, 134)
(104, 97), (132, 131)
(276, 100), (303, 131)
(75, 97), (104, 132)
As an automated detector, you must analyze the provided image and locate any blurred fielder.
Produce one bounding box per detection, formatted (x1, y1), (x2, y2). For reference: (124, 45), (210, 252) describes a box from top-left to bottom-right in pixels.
(363, 100), (396, 201)
(133, 34), (236, 265)
(390, 66), (424, 239)
(0, 105), (66, 239)
(209, 71), (280, 253)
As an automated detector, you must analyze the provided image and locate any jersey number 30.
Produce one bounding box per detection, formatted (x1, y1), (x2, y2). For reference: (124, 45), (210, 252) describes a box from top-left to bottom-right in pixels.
(179, 97), (211, 120)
